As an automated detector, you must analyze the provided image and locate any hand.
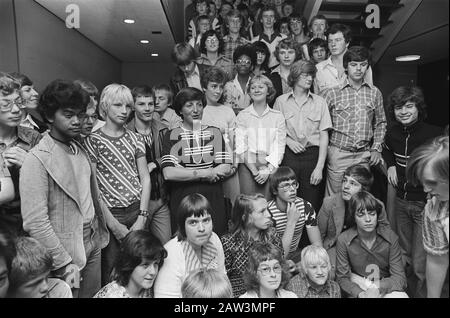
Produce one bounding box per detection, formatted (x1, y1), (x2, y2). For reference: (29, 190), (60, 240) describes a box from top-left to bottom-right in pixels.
(310, 167), (323, 185)
(2, 147), (28, 168)
(387, 166), (398, 187)
(287, 140), (305, 154)
(53, 263), (81, 289)
(369, 150), (383, 166)
(130, 215), (146, 231)
(112, 222), (130, 241)
(203, 168), (220, 183)
(286, 201), (301, 224)
(365, 287), (381, 298)
(147, 162), (157, 173)
(213, 165), (230, 179)
(254, 168), (270, 184)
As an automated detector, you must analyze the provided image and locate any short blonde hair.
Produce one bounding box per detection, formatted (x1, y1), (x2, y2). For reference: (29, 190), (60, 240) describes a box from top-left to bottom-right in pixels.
(300, 245), (331, 274)
(181, 268), (233, 298)
(247, 74), (276, 103)
(99, 83), (133, 119)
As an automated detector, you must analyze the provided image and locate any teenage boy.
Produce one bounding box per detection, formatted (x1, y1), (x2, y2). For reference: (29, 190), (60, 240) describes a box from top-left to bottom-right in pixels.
(20, 80), (110, 298)
(189, 15), (212, 53)
(170, 42), (208, 95)
(251, 5), (287, 69)
(314, 24), (373, 95)
(308, 38), (328, 64)
(152, 84), (182, 129)
(267, 167), (322, 263)
(383, 86), (443, 298)
(83, 83), (151, 286)
(127, 85), (171, 244)
(0, 73), (41, 237)
(8, 237), (72, 298)
(223, 10), (250, 60)
(322, 46), (386, 196)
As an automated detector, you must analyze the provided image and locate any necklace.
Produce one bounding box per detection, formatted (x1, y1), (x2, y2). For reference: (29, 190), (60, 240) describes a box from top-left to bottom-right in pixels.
(181, 125), (204, 165)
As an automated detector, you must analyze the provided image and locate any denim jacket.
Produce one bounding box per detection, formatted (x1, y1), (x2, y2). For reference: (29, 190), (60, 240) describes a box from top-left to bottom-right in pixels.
(20, 134), (109, 270)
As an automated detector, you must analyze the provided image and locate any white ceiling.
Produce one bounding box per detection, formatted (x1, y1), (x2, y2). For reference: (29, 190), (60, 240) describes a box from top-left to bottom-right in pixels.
(35, 0), (176, 63)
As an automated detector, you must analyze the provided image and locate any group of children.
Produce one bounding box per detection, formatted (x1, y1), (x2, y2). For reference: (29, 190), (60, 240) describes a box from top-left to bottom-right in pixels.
(0, 0), (448, 299)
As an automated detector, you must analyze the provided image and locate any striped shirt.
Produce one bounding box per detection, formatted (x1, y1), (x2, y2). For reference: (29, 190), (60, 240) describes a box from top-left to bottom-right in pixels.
(160, 126), (232, 170)
(323, 79), (386, 152)
(84, 129), (146, 208)
(268, 197), (317, 255)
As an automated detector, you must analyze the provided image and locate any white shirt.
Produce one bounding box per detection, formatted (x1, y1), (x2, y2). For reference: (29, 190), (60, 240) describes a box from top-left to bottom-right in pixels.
(186, 65), (203, 91)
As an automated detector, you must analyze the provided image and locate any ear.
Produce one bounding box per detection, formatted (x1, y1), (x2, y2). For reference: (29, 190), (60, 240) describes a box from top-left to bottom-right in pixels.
(45, 114), (54, 124)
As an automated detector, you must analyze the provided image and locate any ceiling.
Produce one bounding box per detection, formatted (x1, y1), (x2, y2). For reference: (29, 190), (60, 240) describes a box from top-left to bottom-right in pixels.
(34, 0), (176, 63)
(35, 0), (448, 66)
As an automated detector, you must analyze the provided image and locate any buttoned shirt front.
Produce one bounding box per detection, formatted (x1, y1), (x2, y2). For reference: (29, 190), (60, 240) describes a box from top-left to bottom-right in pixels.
(274, 91), (332, 147)
(314, 56), (373, 95)
(235, 104), (286, 167)
(323, 79), (386, 152)
(336, 226), (406, 297)
(185, 65), (203, 91)
(223, 35), (250, 60)
(223, 75), (252, 111)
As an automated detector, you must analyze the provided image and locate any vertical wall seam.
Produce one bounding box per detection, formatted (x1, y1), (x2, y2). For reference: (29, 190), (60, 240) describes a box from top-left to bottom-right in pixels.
(12, 0), (20, 72)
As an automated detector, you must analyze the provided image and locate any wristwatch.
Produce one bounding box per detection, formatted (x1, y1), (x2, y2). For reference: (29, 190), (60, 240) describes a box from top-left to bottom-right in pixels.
(139, 210), (149, 218)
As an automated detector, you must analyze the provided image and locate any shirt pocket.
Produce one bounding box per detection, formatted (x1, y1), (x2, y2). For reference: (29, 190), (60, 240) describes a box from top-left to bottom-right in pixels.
(334, 101), (351, 121)
(306, 110), (321, 135)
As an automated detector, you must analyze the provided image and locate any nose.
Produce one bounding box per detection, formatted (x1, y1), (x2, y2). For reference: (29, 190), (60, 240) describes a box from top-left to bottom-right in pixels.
(198, 222), (205, 232)
(31, 88), (38, 96)
(365, 214), (372, 222)
(10, 102), (22, 113)
(147, 264), (158, 276)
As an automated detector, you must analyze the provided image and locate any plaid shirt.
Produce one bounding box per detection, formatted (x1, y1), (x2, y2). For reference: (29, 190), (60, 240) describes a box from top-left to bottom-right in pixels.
(323, 79), (386, 152)
(286, 274), (341, 298)
(423, 196), (449, 256)
(223, 35), (250, 60)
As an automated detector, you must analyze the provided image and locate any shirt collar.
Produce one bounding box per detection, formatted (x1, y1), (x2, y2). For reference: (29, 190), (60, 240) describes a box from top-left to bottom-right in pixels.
(259, 31), (282, 43)
(340, 77), (373, 90)
(346, 225), (395, 244)
(248, 104), (271, 117)
(186, 65), (200, 78)
(21, 114), (40, 130)
(286, 91), (314, 104)
(232, 75), (252, 94)
(17, 126), (36, 146)
(304, 276), (331, 295)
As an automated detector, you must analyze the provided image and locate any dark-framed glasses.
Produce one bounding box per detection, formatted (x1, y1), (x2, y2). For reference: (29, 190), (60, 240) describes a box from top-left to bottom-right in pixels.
(278, 181), (299, 192)
(0, 98), (25, 112)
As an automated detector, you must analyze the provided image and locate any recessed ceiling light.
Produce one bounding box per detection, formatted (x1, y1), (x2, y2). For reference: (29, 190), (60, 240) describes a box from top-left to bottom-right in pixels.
(140, 40), (150, 44)
(396, 55), (420, 62)
(151, 53), (159, 57)
(123, 19), (135, 24)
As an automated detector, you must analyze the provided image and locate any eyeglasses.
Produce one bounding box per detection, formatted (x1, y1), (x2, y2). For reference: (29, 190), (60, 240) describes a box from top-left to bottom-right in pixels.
(0, 98), (25, 112)
(355, 209), (377, 218)
(82, 114), (99, 122)
(278, 181), (299, 192)
(206, 38), (219, 44)
(258, 264), (283, 276)
(236, 59), (251, 65)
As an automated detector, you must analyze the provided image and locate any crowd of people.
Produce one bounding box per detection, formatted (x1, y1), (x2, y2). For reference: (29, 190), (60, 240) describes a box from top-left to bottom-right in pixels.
(0, 0), (448, 299)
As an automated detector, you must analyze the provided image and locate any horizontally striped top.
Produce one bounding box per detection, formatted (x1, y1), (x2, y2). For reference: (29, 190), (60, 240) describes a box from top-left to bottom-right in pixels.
(160, 126), (232, 170)
(84, 129), (146, 208)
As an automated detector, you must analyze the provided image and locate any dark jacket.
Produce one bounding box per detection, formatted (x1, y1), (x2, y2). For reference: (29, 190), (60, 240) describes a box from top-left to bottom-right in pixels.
(382, 121), (443, 202)
(169, 63), (208, 95)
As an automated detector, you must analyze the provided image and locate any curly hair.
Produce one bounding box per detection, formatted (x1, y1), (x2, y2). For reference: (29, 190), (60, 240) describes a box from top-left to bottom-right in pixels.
(199, 30), (225, 55)
(274, 37), (302, 63)
(243, 242), (290, 293)
(173, 87), (205, 117)
(387, 85), (427, 122)
(38, 79), (90, 121)
(233, 44), (257, 66)
(0, 72), (20, 97)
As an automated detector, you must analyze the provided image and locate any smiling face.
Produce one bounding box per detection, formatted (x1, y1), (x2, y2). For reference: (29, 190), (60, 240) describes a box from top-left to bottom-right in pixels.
(304, 261), (329, 286)
(249, 80), (269, 103)
(341, 175), (363, 201)
(180, 99), (204, 127)
(235, 54), (253, 75)
(346, 60), (369, 83)
(205, 82), (224, 105)
(205, 35), (220, 53)
(185, 213), (213, 249)
(134, 95), (155, 123)
(20, 85), (39, 110)
(394, 101), (419, 126)
(257, 259), (282, 292)
(128, 259), (159, 293)
(355, 209), (378, 234)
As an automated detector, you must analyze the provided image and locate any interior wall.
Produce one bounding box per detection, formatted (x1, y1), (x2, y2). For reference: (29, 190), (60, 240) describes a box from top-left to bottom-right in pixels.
(121, 62), (176, 88)
(2, 0), (121, 92)
(0, 0), (19, 72)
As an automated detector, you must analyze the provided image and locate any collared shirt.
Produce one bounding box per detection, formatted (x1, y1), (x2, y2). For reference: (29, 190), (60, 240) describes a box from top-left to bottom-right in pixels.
(323, 79), (386, 152)
(274, 91), (332, 147)
(223, 75), (252, 111)
(251, 32), (287, 68)
(336, 226), (407, 297)
(20, 113), (40, 131)
(185, 65), (203, 91)
(223, 35), (250, 60)
(314, 56), (373, 95)
(153, 108), (182, 130)
(221, 227), (283, 297)
(235, 105), (286, 168)
(196, 54), (234, 79)
(287, 274), (341, 298)
(422, 196), (449, 256)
